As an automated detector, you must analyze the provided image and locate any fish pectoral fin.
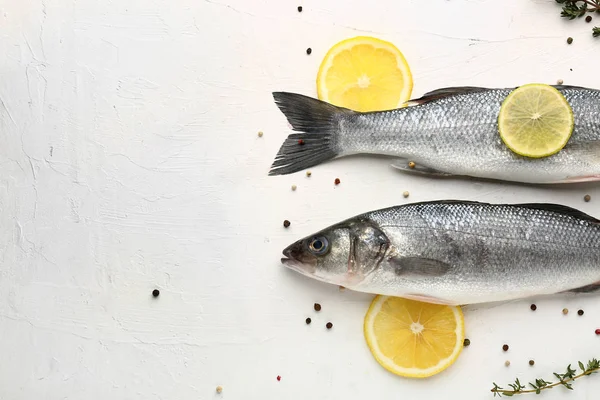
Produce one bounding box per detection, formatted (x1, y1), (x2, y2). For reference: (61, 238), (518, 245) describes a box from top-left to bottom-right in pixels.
(402, 293), (455, 305)
(390, 159), (452, 177)
(390, 256), (452, 277)
(566, 282), (600, 293)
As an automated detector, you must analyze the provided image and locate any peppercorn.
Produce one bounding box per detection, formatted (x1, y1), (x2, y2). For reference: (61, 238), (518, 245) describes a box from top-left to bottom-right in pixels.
(326, 322), (333, 329)
(557, 79), (564, 85)
(463, 338), (471, 347)
(306, 171), (312, 177)
(334, 178), (340, 185)
(216, 386), (223, 394)
(562, 308), (569, 315)
(578, 309), (584, 316)
(502, 344), (509, 352)
(584, 194), (591, 202)
(277, 375), (281, 381)
(314, 303), (321, 311)
(505, 360), (511, 367)
(283, 220), (291, 228)
(567, 37), (573, 44)
(306, 48), (312, 55)
(586, 15), (592, 23)
(298, 139), (305, 145)
(291, 185), (297, 191)
(530, 304), (537, 311)
(305, 317), (311, 325)
(403, 191), (409, 198)
(408, 161), (416, 169)
(595, 328), (600, 335)
(297, 6), (303, 12)
(258, 131), (263, 137)
(529, 360), (535, 366)
(152, 289), (160, 297)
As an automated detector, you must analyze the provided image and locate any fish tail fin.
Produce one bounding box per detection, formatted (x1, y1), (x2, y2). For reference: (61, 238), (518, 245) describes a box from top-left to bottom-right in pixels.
(269, 92), (354, 176)
(567, 281), (600, 293)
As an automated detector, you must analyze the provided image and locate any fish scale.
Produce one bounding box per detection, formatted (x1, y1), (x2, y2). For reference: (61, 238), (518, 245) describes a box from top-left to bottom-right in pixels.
(270, 86), (600, 183)
(281, 201), (600, 305)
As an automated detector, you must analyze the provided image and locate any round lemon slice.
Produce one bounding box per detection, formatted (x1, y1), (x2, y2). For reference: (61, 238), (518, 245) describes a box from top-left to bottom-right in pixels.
(364, 295), (465, 378)
(498, 83), (574, 158)
(316, 36), (413, 112)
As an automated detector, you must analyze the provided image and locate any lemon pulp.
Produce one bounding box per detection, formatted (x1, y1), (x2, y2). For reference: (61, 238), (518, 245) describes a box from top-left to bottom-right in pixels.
(364, 295), (465, 378)
(498, 83), (574, 158)
(317, 36), (413, 112)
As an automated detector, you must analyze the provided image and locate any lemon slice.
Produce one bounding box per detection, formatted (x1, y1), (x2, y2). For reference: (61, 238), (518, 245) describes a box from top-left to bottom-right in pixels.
(316, 36), (413, 112)
(364, 295), (465, 378)
(498, 83), (574, 158)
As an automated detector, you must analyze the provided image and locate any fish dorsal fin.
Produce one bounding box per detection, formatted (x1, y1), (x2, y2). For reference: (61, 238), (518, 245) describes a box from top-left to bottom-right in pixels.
(391, 200), (599, 224)
(515, 203), (600, 223)
(552, 84), (588, 91)
(406, 85), (594, 106)
(407, 86), (490, 105)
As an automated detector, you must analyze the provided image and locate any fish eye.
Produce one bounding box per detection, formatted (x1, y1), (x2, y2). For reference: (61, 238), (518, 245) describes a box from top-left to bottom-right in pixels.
(308, 236), (329, 255)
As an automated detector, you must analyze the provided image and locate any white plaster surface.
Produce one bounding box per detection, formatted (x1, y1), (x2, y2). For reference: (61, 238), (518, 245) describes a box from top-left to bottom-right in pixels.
(1, 0), (600, 399)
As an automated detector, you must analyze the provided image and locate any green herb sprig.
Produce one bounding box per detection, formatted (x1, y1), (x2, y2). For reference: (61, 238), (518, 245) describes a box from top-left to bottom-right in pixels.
(556, 0), (600, 36)
(491, 358), (600, 396)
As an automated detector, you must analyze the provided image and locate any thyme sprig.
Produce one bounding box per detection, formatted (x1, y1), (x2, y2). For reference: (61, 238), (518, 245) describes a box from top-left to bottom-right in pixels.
(556, 0), (600, 36)
(491, 358), (600, 396)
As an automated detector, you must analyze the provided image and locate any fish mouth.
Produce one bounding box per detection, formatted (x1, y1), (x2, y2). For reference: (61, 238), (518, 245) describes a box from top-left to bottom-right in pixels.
(280, 244), (317, 276)
(280, 255), (316, 275)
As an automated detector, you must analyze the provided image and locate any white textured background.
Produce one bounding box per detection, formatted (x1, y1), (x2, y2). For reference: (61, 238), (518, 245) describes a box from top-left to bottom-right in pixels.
(1, 0), (600, 399)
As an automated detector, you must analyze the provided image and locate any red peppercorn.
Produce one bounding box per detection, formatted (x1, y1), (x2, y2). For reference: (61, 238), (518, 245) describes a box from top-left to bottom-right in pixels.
(595, 328), (600, 335)
(334, 178), (340, 185)
(277, 375), (281, 381)
(298, 139), (305, 145)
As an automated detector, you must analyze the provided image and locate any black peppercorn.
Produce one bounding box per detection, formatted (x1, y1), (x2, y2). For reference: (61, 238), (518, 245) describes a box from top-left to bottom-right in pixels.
(530, 304), (537, 311)
(503, 344), (509, 352)
(152, 289), (160, 297)
(306, 48), (312, 55)
(567, 37), (573, 44)
(283, 220), (291, 228)
(326, 322), (333, 329)
(578, 309), (584, 316)
(463, 338), (471, 347)
(305, 317), (311, 325)
(297, 6), (302, 12)
(314, 303), (321, 312)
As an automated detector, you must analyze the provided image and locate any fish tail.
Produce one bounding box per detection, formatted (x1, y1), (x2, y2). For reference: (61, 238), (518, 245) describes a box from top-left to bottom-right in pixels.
(269, 92), (353, 176)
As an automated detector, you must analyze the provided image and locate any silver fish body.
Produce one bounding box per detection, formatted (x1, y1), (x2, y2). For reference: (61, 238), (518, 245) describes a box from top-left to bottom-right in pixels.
(281, 201), (600, 305)
(269, 86), (600, 184)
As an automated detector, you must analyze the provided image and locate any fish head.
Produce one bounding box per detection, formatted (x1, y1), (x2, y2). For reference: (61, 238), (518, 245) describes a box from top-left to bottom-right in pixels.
(281, 219), (390, 288)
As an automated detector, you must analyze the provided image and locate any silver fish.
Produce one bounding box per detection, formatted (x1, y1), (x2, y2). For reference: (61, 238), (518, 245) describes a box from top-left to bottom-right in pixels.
(281, 201), (600, 305)
(269, 86), (600, 184)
